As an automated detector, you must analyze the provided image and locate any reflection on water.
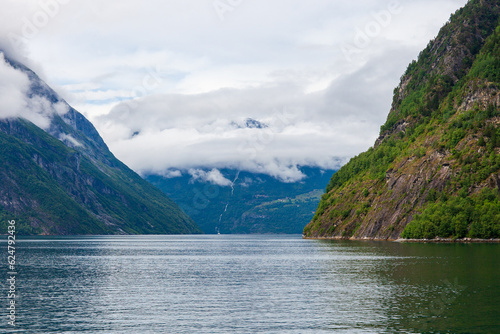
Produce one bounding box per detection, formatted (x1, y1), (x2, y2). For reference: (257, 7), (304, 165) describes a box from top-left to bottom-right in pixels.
(0, 235), (498, 333)
(320, 240), (499, 333)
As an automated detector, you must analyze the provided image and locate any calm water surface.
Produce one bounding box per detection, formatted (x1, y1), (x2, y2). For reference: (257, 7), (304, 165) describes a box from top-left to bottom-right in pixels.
(0, 235), (498, 333)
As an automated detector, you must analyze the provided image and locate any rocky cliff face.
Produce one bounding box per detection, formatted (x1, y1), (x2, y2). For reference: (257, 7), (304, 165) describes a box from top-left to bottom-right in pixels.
(304, 0), (500, 240)
(0, 54), (201, 235)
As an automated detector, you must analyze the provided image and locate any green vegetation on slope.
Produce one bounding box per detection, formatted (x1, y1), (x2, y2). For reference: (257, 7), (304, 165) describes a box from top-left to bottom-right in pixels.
(0, 120), (107, 235)
(148, 168), (333, 234)
(402, 188), (500, 239)
(0, 51), (200, 236)
(399, 23), (500, 239)
(0, 118), (201, 235)
(305, 0), (500, 240)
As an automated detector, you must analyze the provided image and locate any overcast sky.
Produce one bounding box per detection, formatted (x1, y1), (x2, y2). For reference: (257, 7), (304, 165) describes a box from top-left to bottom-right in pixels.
(1, 0), (468, 183)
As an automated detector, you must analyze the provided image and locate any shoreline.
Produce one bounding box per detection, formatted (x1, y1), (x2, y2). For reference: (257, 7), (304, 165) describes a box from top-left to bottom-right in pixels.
(303, 235), (500, 243)
(395, 237), (500, 243)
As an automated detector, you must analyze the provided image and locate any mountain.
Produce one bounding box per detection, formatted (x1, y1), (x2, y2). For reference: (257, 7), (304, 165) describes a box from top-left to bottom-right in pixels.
(147, 167), (335, 234)
(0, 54), (201, 235)
(304, 0), (500, 240)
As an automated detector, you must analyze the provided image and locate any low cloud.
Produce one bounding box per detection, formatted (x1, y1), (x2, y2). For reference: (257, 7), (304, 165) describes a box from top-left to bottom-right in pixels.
(189, 169), (233, 187)
(59, 133), (82, 147)
(0, 52), (64, 129)
(0, 53), (31, 117)
(0, 0), (469, 182)
(94, 48), (406, 181)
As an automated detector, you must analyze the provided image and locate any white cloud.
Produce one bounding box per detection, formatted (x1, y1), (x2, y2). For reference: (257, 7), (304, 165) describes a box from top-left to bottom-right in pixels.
(189, 169), (233, 187)
(160, 170), (183, 179)
(0, 52), (61, 129)
(92, 49), (404, 179)
(0, 53), (31, 118)
(53, 101), (69, 115)
(59, 133), (82, 147)
(0, 0), (470, 181)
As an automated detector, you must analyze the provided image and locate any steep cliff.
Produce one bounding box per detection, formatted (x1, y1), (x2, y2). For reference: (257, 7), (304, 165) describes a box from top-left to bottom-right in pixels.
(304, 0), (500, 240)
(0, 54), (201, 235)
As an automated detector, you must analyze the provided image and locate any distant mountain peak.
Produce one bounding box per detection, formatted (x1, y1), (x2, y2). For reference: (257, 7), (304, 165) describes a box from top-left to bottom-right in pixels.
(230, 118), (268, 129)
(244, 118), (268, 129)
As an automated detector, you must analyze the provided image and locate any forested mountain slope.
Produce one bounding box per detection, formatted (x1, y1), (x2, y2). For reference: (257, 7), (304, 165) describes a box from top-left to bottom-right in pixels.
(0, 54), (201, 235)
(304, 0), (500, 240)
(148, 167), (334, 234)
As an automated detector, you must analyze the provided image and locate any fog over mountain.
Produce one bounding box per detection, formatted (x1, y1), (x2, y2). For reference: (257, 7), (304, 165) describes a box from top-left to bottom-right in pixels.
(1, 0), (468, 183)
(0, 51), (200, 235)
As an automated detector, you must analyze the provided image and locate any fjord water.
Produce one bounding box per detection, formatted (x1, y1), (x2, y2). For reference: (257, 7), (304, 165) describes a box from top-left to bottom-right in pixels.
(1, 236), (498, 333)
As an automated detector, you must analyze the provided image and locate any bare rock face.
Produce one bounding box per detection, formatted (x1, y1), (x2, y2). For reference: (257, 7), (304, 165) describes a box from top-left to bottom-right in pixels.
(305, 145), (455, 240)
(459, 80), (500, 112)
(375, 120), (409, 147)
